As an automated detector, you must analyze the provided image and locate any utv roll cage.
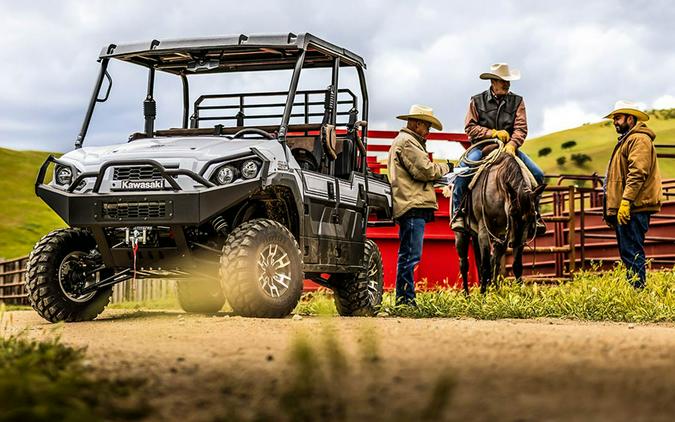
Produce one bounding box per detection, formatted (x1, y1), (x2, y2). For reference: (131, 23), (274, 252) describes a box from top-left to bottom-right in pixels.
(76, 33), (370, 169)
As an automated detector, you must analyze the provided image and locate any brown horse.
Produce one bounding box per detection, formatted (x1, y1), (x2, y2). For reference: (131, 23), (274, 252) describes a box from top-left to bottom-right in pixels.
(456, 154), (545, 294)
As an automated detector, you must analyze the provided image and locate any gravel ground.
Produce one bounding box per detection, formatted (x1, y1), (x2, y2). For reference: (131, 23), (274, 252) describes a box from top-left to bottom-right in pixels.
(5, 309), (675, 422)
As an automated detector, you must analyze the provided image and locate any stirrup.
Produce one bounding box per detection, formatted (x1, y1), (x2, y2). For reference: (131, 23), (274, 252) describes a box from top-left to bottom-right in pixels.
(451, 214), (467, 233)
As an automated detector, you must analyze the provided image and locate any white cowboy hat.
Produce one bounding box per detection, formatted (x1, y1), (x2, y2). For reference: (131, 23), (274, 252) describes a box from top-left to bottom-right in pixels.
(479, 63), (521, 81)
(396, 104), (443, 131)
(603, 100), (650, 122)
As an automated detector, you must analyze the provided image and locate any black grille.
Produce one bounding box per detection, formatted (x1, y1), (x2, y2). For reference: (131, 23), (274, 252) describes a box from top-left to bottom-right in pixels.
(102, 201), (167, 220)
(113, 166), (163, 181)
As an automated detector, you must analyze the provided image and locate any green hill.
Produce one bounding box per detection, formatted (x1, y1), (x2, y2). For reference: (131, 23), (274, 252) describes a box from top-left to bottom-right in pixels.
(0, 148), (64, 260)
(521, 108), (675, 180)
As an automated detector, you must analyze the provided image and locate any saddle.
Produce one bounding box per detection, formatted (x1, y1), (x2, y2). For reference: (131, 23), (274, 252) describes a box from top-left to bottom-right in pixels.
(467, 150), (538, 191)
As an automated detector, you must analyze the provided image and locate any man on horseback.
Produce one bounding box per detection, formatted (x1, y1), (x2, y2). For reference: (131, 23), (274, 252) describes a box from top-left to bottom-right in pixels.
(388, 105), (451, 306)
(451, 63), (546, 235)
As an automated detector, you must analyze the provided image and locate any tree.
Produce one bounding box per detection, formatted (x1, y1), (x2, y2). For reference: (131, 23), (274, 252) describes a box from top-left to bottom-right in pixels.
(571, 153), (592, 167)
(556, 156), (567, 166)
(538, 147), (552, 157)
(561, 140), (577, 150)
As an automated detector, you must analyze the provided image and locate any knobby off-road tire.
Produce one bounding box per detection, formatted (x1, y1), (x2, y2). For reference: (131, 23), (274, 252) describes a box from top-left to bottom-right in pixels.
(220, 219), (303, 318)
(333, 239), (384, 316)
(26, 228), (113, 323)
(176, 279), (226, 314)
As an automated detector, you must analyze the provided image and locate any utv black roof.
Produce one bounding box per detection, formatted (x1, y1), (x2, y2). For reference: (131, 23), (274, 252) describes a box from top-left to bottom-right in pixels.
(98, 32), (366, 74)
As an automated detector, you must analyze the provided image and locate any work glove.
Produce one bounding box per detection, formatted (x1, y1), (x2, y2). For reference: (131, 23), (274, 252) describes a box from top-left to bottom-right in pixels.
(491, 129), (510, 142)
(504, 142), (517, 156)
(617, 199), (631, 225)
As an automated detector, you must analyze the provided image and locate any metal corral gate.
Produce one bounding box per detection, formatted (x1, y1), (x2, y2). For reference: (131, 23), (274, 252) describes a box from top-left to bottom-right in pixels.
(364, 133), (675, 288)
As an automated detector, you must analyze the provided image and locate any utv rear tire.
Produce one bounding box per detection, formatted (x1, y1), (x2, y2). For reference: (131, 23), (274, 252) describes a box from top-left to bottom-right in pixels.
(25, 228), (113, 323)
(176, 279), (226, 314)
(333, 239), (384, 316)
(220, 219), (303, 318)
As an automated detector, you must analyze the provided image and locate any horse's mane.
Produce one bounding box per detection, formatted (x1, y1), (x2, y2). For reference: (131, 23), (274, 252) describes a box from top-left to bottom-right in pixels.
(495, 155), (533, 214)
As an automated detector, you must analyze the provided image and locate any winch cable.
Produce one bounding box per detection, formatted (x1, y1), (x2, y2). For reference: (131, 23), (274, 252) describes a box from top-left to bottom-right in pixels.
(131, 237), (139, 293)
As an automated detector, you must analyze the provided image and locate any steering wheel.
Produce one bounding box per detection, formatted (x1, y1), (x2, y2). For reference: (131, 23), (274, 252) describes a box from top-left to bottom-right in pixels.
(232, 128), (275, 140)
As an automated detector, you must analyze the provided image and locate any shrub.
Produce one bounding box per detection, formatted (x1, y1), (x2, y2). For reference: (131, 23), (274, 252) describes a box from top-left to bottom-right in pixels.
(571, 153), (592, 167)
(561, 140), (577, 149)
(556, 156), (567, 166)
(538, 147), (552, 157)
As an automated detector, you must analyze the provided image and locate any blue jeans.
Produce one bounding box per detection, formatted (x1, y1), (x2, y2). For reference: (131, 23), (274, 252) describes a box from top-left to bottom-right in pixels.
(452, 148), (545, 217)
(615, 212), (651, 288)
(395, 216), (426, 305)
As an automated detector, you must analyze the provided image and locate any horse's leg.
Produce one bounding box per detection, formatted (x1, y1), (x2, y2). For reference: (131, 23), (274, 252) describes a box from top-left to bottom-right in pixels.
(491, 241), (507, 289)
(455, 232), (471, 296)
(511, 221), (527, 283)
(512, 244), (524, 283)
(478, 229), (492, 294)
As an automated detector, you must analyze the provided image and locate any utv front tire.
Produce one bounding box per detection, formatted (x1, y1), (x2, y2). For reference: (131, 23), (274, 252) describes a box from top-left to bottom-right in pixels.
(220, 219), (303, 318)
(26, 228), (113, 323)
(176, 279), (226, 314)
(333, 239), (384, 316)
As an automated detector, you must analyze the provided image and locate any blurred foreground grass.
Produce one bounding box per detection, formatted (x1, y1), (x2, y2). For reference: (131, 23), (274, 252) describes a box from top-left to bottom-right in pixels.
(0, 315), (149, 422)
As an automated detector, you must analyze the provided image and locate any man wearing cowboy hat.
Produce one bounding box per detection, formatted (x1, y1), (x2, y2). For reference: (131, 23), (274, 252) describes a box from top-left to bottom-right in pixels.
(603, 100), (662, 289)
(451, 63), (546, 234)
(388, 104), (451, 305)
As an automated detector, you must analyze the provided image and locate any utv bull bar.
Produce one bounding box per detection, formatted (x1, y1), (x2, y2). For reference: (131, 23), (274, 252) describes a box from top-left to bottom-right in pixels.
(34, 155), (267, 227)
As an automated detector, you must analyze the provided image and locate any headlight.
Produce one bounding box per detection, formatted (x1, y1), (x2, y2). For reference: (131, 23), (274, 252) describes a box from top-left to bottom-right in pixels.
(55, 166), (73, 185)
(241, 160), (259, 179)
(215, 165), (237, 185)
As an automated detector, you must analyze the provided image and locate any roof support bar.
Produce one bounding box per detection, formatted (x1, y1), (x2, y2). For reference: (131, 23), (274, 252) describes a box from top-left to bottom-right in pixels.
(144, 67), (156, 136)
(180, 74), (189, 129)
(75, 58), (110, 149)
(357, 65), (369, 174)
(278, 49), (306, 160)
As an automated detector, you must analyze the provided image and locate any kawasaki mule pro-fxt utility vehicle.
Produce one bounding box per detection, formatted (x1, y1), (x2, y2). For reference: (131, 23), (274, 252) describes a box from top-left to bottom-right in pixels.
(28, 33), (392, 322)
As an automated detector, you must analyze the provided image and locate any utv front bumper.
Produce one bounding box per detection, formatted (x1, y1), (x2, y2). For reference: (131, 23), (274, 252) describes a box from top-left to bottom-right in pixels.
(35, 156), (265, 227)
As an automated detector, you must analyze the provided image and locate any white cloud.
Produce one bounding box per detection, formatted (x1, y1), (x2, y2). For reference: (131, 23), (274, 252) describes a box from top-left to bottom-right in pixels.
(652, 95), (675, 110)
(541, 102), (603, 135)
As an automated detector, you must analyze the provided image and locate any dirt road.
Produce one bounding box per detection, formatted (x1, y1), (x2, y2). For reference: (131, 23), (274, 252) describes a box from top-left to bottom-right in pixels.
(5, 309), (675, 422)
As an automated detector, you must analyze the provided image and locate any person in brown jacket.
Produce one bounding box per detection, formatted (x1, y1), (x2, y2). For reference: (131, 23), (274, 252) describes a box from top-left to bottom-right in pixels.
(603, 101), (662, 289)
(388, 105), (451, 305)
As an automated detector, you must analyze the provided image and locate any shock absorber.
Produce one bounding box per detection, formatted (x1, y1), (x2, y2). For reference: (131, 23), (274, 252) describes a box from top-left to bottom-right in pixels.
(211, 216), (229, 236)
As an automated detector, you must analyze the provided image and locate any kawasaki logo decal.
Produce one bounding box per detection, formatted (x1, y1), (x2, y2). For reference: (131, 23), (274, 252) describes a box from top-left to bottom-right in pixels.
(120, 180), (165, 190)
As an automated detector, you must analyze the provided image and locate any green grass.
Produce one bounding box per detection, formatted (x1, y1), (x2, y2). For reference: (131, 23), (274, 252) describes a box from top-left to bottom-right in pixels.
(0, 148), (64, 259)
(521, 108), (675, 180)
(0, 321), (149, 421)
(295, 267), (675, 323)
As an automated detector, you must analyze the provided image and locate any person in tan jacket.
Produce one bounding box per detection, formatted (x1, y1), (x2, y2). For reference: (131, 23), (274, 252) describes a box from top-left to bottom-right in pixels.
(388, 105), (451, 305)
(603, 101), (662, 289)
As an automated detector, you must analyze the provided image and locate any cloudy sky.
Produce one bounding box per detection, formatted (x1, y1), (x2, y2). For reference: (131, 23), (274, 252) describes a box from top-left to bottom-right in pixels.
(1, 0), (673, 154)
